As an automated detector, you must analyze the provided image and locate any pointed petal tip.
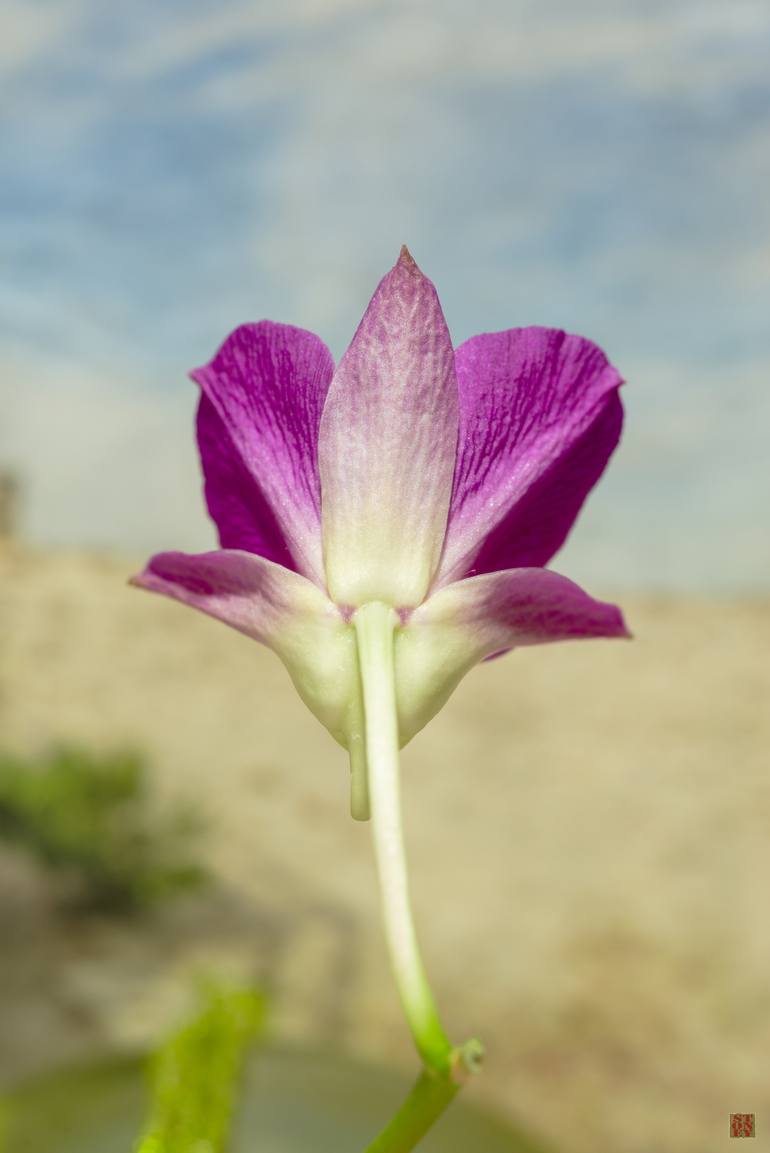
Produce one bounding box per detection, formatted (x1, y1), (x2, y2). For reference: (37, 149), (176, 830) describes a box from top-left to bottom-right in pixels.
(186, 323), (258, 387)
(397, 244), (419, 272)
(128, 560), (169, 594)
(603, 601), (632, 640)
(129, 552), (208, 595)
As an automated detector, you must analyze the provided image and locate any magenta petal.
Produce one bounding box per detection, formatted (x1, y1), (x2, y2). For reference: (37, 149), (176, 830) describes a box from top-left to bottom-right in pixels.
(131, 549), (316, 643)
(319, 247), (459, 607)
(192, 322), (335, 587)
(132, 550), (362, 751)
(196, 396), (295, 570)
(423, 567), (630, 649)
(395, 568), (628, 745)
(436, 328), (623, 586)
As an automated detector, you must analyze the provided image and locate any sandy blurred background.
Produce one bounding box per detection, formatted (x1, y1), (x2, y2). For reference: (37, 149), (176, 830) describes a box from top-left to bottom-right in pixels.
(2, 3), (770, 1152)
(1, 547), (768, 1153)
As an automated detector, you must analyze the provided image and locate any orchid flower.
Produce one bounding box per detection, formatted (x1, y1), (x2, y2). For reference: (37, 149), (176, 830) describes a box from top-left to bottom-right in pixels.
(132, 248), (628, 1135)
(133, 246), (627, 809)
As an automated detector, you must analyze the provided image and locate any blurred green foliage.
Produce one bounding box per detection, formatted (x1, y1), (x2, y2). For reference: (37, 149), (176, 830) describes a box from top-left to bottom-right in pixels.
(0, 1005), (548, 1153)
(135, 985), (266, 1153)
(0, 746), (206, 913)
(0, 981), (265, 1153)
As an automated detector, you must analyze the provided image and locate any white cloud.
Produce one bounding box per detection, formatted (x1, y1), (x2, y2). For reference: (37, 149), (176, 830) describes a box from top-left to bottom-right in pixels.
(0, 347), (211, 553)
(2, 0), (770, 589)
(159, 0), (770, 110)
(0, 0), (86, 75)
(560, 353), (770, 591)
(126, 0), (366, 72)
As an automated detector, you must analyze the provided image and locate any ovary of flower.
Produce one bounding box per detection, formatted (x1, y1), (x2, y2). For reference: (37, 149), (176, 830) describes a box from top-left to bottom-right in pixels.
(132, 247), (629, 818)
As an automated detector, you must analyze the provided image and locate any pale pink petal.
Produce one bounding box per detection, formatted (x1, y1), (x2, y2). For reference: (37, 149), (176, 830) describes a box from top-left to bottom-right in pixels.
(436, 328), (623, 586)
(131, 550), (361, 751)
(395, 569), (628, 744)
(192, 322), (335, 587)
(131, 549), (314, 643)
(319, 247), (458, 607)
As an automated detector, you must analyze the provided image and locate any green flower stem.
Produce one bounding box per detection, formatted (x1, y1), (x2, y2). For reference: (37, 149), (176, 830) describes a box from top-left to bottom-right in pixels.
(354, 601), (454, 1072)
(363, 1067), (460, 1153)
(354, 603), (484, 1151)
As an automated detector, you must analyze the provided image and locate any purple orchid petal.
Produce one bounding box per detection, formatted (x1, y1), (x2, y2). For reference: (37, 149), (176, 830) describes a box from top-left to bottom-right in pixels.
(395, 569), (628, 744)
(196, 396), (295, 570)
(131, 549), (323, 643)
(192, 322), (335, 587)
(435, 328), (623, 586)
(416, 568), (630, 649)
(318, 247), (459, 607)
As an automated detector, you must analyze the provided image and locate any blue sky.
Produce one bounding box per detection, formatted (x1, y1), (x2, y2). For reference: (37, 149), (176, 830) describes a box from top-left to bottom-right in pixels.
(2, 0), (769, 591)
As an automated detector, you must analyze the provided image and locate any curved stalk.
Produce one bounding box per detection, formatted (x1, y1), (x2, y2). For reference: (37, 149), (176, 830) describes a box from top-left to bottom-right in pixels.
(354, 601), (452, 1070)
(353, 602), (483, 1151)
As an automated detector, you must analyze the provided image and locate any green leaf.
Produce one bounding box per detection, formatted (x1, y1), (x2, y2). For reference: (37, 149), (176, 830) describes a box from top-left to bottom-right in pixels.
(134, 985), (266, 1153)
